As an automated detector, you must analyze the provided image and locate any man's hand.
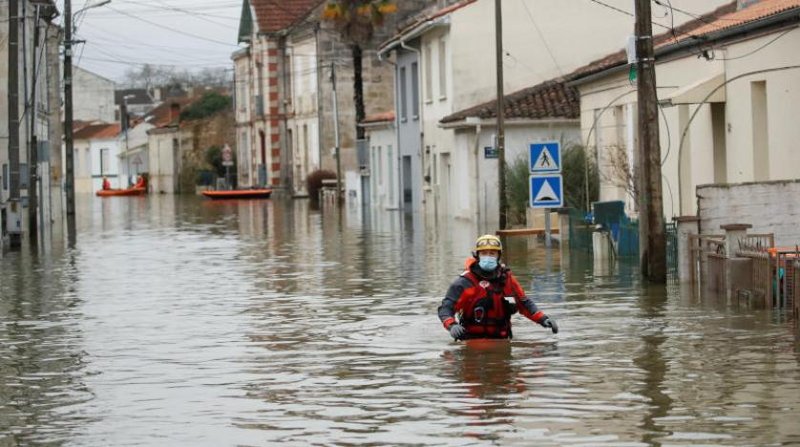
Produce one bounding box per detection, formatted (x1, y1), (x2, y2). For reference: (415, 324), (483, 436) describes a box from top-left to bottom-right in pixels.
(541, 317), (559, 334)
(449, 323), (467, 340)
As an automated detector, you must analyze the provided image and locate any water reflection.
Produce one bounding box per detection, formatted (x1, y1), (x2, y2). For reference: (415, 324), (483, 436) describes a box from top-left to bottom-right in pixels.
(1, 194), (799, 445)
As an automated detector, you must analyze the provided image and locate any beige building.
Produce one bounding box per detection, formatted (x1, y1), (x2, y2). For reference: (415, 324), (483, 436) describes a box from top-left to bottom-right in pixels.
(379, 0), (730, 225)
(569, 0), (800, 218)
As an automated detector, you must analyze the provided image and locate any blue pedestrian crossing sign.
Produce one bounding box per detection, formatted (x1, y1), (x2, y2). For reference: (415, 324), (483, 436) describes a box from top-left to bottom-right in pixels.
(529, 175), (563, 208)
(529, 141), (561, 173)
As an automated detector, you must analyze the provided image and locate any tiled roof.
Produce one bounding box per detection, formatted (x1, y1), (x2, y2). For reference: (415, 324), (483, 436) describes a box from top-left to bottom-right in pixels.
(362, 111), (395, 124)
(251, 0), (322, 34)
(440, 80), (579, 124)
(145, 98), (194, 128)
(569, 0), (800, 82)
(73, 123), (121, 140)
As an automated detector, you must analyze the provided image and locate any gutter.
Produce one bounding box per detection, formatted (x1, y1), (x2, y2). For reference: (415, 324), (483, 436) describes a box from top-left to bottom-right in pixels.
(569, 7), (800, 87)
(439, 117), (579, 130)
(378, 15), (450, 59)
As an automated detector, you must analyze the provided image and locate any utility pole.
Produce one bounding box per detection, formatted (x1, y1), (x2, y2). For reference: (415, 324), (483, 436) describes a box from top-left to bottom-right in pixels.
(634, 0), (666, 282)
(8, 0), (22, 248)
(495, 0), (507, 230)
(28, 5), (41, 245)
(64, 0), (77, 239)
(331, 62), (342, 202)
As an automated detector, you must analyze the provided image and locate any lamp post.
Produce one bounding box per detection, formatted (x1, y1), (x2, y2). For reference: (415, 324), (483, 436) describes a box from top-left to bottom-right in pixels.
(64, 0), (110, 240)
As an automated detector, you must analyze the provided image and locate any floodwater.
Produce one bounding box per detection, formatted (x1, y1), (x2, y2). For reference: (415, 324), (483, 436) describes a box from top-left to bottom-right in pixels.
(1, 195), (799, 446)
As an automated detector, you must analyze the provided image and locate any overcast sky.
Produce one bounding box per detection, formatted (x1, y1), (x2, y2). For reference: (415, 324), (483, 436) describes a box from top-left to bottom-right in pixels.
(54, 0), (243, 84)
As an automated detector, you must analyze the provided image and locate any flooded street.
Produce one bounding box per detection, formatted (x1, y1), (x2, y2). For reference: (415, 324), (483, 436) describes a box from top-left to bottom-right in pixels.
(2, 195), (799, 446)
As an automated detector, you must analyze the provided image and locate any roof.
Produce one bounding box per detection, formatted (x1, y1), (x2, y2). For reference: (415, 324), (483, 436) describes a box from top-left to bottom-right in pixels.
(73, 123), (121, 140)
(145, 98), (194, 128)
(115, 89), (153, 106)
(380, 0), (476, 52)
(440, 80), (579, 125)
(361, 111), (395, 124)
(569, 0), (800, 83)
(251, 0), (323, 34)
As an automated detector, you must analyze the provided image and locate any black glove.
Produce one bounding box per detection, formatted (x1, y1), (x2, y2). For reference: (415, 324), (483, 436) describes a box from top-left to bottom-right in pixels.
(541, 316), (559, 334)
(449, 323), (467, 340)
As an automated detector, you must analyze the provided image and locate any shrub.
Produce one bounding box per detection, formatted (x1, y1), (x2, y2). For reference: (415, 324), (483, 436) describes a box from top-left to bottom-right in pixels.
(306, 169), (337, 200)
(180, 92), (232, 120)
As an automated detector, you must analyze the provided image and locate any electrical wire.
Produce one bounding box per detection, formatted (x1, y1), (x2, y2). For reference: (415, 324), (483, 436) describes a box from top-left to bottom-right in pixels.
(105, 6), (238, 47)
(519, 0), (563, 77)
(716, 28), (794, 61)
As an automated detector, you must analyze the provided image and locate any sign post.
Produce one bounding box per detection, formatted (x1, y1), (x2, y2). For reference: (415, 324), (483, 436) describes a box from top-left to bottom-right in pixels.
(222, 144), (233, 190)
(529, 141), (563, 247)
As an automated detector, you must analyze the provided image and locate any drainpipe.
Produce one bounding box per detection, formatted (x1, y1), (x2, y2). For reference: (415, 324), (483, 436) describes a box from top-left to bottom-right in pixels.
(399, 39), (424, 212)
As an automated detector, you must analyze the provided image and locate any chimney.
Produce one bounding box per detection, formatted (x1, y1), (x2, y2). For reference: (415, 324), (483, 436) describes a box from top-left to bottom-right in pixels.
(169, 102), (180, 123)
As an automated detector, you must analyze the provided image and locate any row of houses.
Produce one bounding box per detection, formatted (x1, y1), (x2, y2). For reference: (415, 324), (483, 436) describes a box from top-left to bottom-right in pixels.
(233, 0), (800, 235)
(0, 0), (62, 247)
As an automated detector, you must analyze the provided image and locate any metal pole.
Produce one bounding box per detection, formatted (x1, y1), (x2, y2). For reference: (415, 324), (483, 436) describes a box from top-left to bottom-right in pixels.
(8, 0), (22, 248)
(64, 0), (77, 242)
(331, 62), (342, 202)
(495, 0), (507, 230)
(635, 0), (666, 282)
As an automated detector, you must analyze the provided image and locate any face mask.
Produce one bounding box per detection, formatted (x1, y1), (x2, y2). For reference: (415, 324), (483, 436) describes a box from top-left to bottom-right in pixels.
(478, 255), (498, 271)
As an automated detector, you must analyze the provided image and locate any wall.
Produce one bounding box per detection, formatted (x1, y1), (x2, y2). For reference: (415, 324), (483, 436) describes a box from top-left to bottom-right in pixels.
(449, 0), (731, 112)
(73, 66), (116, 122)
(723, 28), (800, 183)
(365, 122), (397, 210)
(180, 113), (236, 193)
(395, 47), (423, 212)
(288, 32), (320, 196)
(697, 180), (800, 247)
(451, 121), (580, 231)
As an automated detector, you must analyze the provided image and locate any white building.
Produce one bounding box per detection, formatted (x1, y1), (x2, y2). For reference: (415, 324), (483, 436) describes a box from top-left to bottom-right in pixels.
(569, 0), (800, 219)
(72, 123), (122, 193)
(378, 0), (730, 225)
(361, 112), (398, 210)
(73, 66), (116, 123)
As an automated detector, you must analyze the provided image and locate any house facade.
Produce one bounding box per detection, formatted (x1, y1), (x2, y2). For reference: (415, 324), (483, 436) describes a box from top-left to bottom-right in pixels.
(72, 123), (122, 193)
(569, 0), (800, 219)
(378, 0), (731, 226)
(361, 112), (397, 210)
(234, 0), (429, 197)
(73, 66), (116, 123)
(1, 1), (61, 247)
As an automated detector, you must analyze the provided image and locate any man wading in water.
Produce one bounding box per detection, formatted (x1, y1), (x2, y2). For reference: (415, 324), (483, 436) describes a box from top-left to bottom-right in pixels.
(438, 235), (559, 340)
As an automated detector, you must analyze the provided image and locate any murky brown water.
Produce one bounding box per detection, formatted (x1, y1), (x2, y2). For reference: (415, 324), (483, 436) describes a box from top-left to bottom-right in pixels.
(1, 195), (799, 446)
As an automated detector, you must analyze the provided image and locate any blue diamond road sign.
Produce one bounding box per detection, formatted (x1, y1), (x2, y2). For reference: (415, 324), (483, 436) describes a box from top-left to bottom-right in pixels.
(529, 174), (563, 209)
(529, 141), (561, 173)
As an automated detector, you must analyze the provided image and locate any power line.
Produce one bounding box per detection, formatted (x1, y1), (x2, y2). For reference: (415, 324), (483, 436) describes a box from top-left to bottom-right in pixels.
(105, 5), (238, 47)
(519, 0), (563, 77)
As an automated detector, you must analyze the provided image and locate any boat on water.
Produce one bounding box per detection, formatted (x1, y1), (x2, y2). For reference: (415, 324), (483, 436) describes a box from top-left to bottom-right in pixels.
(201, 188), (272, 200)
(96, 186), (146, 197)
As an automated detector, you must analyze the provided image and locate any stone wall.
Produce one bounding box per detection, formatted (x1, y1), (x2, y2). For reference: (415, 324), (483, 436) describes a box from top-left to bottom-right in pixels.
(697, 179), (800, 246)
(180, 111), (235, 193)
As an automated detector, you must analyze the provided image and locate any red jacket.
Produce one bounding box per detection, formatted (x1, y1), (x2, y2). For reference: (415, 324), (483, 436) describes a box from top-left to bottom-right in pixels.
(438, 259), (546, 339)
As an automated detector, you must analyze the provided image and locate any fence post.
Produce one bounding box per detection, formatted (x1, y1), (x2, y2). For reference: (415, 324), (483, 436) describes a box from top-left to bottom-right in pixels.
(721, 223), (752, 256)
(675, 216), (699, 282)
(556, 207), (571, 246)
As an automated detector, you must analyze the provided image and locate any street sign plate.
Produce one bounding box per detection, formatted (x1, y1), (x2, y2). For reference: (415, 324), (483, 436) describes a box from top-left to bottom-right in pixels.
(529, 174), (563, 208)
(484, 146), (498, 159)
(529, 141), (561, 173)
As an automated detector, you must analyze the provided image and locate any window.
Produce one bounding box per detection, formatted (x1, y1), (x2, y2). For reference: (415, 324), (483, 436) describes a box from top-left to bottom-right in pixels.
(400, 66), (407, 121)
(3, 164), (8, 190)
(438, 38), (447, 100)
(100, 148), (110, 175)
(411, 62), (419, 120)
(424, 43), (433, 102)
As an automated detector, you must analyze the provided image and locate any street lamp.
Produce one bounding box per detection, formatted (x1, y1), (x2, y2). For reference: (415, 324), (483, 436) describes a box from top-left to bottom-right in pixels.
(64, 0), (110, 236)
